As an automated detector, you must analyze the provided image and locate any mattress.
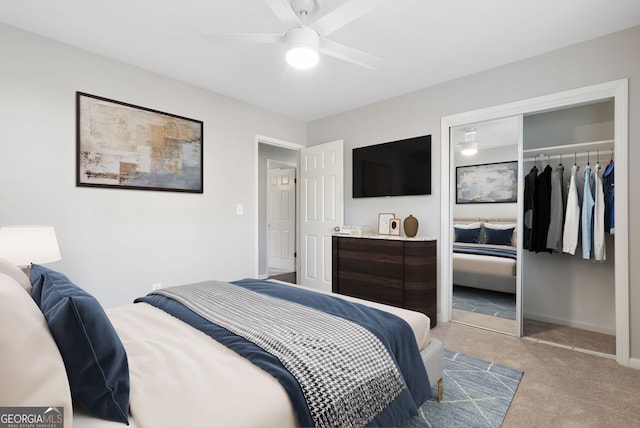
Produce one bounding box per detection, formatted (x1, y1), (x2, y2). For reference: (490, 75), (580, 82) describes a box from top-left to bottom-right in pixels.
(453, 252), (516, 276)
(104, 281), (434, 428)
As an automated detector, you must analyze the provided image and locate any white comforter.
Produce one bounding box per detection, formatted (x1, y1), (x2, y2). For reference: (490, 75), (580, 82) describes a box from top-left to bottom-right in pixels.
(101, 283), (432, 428)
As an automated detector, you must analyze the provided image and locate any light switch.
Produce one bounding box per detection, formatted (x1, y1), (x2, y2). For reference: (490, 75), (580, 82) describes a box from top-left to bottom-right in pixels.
(236, 204), (244, 215)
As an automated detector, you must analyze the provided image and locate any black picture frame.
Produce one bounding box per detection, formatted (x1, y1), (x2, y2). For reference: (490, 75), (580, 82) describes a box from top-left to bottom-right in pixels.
(456, 161), (518, 204)
(76, 92), (203, 193)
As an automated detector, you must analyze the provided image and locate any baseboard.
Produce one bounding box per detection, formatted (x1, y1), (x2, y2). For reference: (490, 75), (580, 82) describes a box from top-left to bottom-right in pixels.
(629, 357), (640, 370)
(257, 273), (269, 279)
(523, 312), (615, 336)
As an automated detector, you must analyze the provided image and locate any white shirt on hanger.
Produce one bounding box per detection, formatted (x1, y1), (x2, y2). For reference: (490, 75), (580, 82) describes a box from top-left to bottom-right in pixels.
(593, 162), (606, 261)
(562, 164), (580, 255)
(581, 164), (595, 260)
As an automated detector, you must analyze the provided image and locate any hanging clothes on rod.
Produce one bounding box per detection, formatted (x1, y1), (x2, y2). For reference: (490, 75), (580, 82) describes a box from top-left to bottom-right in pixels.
(546, 161), (565, 252)
(593, 161), (606, 261)
(603, 160), (615, 235)
(524, 140), (615, 258)
(530, 163), (553, 253)
(523, 164), (538, 250)
(562, 163), (580, 255)
(581, 162), (595, 260)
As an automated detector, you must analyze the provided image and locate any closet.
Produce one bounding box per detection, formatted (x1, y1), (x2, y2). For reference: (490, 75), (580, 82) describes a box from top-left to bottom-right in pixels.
(521, 101), (616, 356)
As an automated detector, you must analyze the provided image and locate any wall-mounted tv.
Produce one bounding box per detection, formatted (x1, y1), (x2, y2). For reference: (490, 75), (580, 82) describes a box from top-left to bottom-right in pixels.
(353, 134), (431, 198)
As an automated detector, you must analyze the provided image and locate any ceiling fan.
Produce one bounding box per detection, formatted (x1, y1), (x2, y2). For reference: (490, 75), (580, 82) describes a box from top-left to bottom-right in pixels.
(203, 0), (389, 70)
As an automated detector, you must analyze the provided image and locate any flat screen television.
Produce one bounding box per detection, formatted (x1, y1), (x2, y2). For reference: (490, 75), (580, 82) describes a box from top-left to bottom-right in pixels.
(352, 135), (431, 198)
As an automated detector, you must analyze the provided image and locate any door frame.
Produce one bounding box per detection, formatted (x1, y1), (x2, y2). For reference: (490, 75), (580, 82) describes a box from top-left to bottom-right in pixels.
(440, 79), (629, 366)
(255, 134), (304, 279)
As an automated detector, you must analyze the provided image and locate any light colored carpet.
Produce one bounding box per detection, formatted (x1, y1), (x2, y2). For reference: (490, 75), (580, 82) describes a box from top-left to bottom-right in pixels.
(523, 318), (616, 355)
(431, 321), (640, 427)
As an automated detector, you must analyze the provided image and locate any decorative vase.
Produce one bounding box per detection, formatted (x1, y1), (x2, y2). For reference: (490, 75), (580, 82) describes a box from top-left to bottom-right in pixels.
(404, 215), (419, 237)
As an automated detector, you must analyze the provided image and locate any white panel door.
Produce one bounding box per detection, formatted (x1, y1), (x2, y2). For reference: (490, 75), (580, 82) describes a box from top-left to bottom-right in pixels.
(267, 167), (296, 271)
(299, 140), (344, 291)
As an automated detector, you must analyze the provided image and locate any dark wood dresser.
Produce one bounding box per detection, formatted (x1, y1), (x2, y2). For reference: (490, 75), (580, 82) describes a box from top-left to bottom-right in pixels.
(331, 235), (437, 328)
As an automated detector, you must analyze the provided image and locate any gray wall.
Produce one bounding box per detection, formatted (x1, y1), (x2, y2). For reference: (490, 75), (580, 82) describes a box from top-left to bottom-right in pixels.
(307, 26), (640, 360)
(0, 23), (306, 308)
(2, 19), (639, 361)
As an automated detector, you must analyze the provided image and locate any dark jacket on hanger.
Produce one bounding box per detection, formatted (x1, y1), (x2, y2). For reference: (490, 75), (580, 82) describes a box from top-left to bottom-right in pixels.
(530, 165), (553, 253)
(523, 166), (538, 250)
(603, 161), (615, 234)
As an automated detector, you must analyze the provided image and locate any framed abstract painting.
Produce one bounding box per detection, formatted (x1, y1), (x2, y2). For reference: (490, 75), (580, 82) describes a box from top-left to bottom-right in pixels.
(456, 161), (518, 203)
(76, 92), (203, 193)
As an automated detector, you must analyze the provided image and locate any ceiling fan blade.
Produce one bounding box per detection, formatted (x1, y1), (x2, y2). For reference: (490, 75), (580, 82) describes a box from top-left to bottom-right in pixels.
(265, 0), (301, 28)
(203, 33), (284, 44)
(313, 0), (390, 36)
(320, 38), (383, 69)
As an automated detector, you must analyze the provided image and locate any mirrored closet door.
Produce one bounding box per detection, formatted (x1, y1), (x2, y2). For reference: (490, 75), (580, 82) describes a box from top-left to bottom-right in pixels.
(442, 79), (628, 365)
(450, 117), (521, 336)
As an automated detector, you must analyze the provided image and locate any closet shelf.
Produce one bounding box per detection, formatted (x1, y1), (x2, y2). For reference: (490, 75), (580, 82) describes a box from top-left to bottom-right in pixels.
(523, 139), (614, 158)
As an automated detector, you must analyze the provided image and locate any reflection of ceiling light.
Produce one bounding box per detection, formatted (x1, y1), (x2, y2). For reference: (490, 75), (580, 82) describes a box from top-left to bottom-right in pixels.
(460, 131), (478, 156)
(461, 141), (478, 156)
(286, 27), (319, 69)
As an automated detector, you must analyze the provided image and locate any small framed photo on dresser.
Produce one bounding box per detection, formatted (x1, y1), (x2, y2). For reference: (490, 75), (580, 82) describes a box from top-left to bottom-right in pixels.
(378, 213), (395, 235)
(389, 218), (401, 236)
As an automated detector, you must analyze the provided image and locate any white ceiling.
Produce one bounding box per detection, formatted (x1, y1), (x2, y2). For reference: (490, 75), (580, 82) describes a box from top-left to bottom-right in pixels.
(1, 0), (639, 122)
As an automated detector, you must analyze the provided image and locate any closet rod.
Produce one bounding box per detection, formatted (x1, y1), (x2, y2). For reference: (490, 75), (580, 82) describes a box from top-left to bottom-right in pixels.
(522, 139), (614, 158)
(523, 149), (614, 162)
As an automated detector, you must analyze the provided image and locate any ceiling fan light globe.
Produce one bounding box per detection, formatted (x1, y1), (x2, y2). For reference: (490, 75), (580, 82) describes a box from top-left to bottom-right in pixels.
(286, 46), (319, 69)
(285, 27), (320, 69)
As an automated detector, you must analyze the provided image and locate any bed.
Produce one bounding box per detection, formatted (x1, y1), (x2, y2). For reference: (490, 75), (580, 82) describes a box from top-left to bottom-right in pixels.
(0, 257), (443, 428)
(452, 218), (517, 294)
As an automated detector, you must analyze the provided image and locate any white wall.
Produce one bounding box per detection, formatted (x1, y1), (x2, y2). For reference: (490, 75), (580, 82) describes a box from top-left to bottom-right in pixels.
(307, 26), (640, 359)
(0, 24), (306, 308)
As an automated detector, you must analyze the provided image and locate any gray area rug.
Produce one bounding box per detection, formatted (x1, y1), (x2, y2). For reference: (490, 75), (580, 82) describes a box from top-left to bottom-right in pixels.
(452, 285), (516, 320)
(405, 349), (523, 428)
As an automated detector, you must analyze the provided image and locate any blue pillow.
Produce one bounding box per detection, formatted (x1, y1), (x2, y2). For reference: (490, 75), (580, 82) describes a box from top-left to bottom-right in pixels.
(30, 264), (130, 424)
(484, 226), (515, 246)
(454, 227), (482, 243)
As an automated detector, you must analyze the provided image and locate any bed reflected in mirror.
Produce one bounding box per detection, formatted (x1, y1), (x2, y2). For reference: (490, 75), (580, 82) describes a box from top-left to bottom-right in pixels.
(451, 119), (519, 336)
(451, 218), (517, 334)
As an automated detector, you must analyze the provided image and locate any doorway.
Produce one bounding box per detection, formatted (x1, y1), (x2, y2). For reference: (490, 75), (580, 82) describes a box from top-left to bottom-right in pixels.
(520, 102), (616, 357)
(256, 136), (302, 283)
(255, 136), (344, 290)
(440, 79), (629, 366)
(267, 162), (296, 280)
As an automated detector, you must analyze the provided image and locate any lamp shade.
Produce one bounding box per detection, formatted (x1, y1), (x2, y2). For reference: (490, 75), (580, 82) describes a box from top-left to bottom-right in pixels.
(0, 225), (61, 267)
